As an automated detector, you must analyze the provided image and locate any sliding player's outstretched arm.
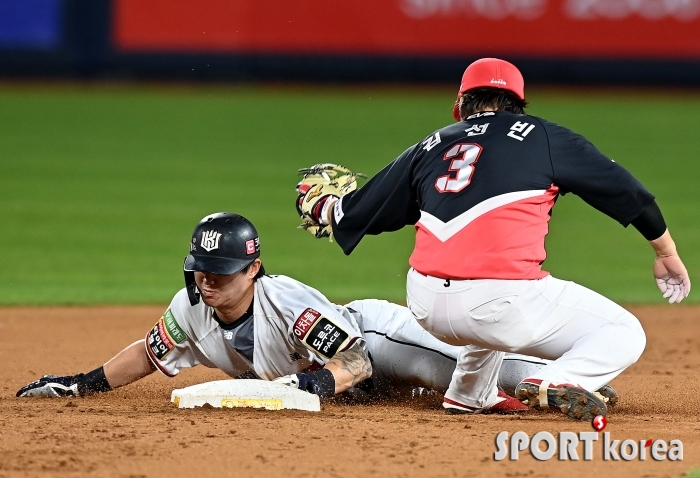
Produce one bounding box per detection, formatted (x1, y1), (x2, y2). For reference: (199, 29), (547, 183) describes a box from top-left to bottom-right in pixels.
(103, 339), (157, 388)
(16, 339), (155, 398)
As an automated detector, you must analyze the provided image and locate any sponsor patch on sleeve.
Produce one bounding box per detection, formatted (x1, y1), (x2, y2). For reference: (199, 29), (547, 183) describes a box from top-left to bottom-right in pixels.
(163, 309), (186, 344)
(294, 308), (352, 359)
(293, 308), (322, 339)
(146, 309), (186, 361)
(307, 320), (350, 359)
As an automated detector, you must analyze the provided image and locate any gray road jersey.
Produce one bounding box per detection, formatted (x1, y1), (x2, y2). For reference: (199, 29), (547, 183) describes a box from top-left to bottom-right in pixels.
(145, 275), (363, 380)
(144, 281), (547, 400)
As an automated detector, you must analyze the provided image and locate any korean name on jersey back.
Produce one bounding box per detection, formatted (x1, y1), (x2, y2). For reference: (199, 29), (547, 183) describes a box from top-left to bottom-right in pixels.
(147, 309), (187, 361)
(293, 308), (350, 359)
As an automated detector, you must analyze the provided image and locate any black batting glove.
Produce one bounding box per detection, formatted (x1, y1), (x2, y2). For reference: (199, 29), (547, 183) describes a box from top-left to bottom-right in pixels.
(16, 375), (80, 398)
(294, 373), (325, 396)
(16, 367), (113, 398)
(273, 369), (336, 401)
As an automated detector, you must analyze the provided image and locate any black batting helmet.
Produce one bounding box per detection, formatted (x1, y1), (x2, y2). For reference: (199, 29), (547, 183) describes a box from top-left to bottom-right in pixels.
(183, 212), (263, 305)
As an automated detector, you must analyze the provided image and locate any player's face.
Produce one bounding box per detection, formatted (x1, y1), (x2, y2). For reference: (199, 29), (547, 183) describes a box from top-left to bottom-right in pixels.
(194, 270), (251, 309)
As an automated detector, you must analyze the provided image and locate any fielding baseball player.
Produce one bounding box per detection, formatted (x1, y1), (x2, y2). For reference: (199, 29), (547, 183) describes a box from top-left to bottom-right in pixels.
(295, 58), (690, 420)
(16, 212), (597, 411)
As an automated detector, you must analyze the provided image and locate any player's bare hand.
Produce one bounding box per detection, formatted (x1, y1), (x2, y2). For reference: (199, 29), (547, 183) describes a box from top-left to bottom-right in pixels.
(653, 254), (691, 304)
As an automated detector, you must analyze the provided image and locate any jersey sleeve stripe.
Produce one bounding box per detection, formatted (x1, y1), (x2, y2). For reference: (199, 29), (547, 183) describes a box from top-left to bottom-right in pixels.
(340, 336), (361, 353)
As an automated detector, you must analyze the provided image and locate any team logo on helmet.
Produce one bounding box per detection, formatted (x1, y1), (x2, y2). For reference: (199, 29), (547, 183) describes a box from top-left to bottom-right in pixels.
(201, 231), (223, 252)
(490, 78), (507, 86)
(245, 237), (260, 255)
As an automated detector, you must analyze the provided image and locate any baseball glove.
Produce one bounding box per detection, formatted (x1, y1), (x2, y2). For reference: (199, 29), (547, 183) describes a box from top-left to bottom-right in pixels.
(295, 163), (365, 239)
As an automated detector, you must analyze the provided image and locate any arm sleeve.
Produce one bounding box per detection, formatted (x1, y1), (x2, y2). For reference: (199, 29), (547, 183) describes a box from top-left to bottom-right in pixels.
(630, 200), (667, 241)
(145, 292), (202, 377)
(543, 120), (655, 226)
(331, 145), (422, 255)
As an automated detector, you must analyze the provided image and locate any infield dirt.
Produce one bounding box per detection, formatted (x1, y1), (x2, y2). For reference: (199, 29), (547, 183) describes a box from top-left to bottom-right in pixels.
(0, 305), (698, 478)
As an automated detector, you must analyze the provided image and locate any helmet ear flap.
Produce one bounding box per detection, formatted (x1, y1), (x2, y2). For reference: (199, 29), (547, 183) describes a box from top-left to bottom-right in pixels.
(184, 263), (200, 306)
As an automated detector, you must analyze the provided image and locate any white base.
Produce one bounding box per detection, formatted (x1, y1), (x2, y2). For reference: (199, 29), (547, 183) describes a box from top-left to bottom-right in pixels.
(170, 379), (321, 412)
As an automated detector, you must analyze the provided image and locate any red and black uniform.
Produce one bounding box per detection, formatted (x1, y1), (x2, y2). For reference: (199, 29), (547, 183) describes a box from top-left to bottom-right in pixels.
(332, 111), (654, 280)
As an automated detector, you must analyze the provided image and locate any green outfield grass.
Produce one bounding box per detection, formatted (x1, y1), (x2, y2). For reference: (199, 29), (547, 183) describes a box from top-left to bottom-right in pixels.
(0, 84), (698, 305)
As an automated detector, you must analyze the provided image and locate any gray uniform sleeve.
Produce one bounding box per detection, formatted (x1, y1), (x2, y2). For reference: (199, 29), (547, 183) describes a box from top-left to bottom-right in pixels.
(145, 290), (202, 377)
(261, 276), (364, 364)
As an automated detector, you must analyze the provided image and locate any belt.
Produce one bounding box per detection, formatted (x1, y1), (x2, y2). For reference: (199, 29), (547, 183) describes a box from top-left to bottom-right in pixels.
(411, 268), (471, 288)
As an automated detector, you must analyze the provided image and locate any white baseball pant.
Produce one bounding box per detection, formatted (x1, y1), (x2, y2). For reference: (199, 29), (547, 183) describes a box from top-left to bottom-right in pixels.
(345, 299), (549, 399)
(406, 269), (646, 409)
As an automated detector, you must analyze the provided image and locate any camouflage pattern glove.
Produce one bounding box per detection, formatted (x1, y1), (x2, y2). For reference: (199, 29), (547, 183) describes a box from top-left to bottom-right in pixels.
(295, 163), (365, 240)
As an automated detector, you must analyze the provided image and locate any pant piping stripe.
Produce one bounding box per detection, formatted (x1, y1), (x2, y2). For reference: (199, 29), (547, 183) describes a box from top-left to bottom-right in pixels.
(363, 330), (457, 362)
(503, 358), (546, 365)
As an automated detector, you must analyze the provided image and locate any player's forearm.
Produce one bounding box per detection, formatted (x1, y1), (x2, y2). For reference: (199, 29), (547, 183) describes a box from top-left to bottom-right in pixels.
(649, 229), (676, 257)
(324, 340), (372, 393)
(321, 197), (338, 226)
(103, 339), (156, 389)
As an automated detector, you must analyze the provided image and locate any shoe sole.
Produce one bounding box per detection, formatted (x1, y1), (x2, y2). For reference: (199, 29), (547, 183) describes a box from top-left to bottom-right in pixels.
(595, 384), (619, 408)
(516, 383), (606, 421)
(443, 403), (527, 415)
(444, 407), (472, 415)
(444, 407), (527, 415)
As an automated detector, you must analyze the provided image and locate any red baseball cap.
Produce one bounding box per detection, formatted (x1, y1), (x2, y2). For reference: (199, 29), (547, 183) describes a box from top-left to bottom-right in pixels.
(452, 58), (525, 121)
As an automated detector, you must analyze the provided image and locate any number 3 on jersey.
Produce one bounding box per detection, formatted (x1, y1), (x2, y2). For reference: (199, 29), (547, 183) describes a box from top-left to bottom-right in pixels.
(435, 143), (482, 193)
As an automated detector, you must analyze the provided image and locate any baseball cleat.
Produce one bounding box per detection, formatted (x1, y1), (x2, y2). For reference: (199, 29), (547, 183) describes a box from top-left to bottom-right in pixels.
(515, 378), (607, 421)
(443, 390), (529, 415)
(595, 384), (619, 408)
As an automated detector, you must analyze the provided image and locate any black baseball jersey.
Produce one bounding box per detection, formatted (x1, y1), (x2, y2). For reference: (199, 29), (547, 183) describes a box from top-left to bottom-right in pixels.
(331, 111), (654, 280)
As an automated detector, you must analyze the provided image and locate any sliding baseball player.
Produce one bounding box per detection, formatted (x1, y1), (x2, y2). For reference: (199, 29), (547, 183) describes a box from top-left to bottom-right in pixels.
(17, 213), (615, 412)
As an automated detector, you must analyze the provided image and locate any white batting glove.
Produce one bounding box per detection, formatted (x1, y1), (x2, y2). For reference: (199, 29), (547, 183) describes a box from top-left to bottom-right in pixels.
(273, 374), (301, 388)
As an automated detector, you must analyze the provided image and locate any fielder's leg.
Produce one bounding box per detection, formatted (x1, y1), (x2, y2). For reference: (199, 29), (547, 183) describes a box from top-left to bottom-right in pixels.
(349, 298), (525, 412)
(406, 270), (643, 419)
